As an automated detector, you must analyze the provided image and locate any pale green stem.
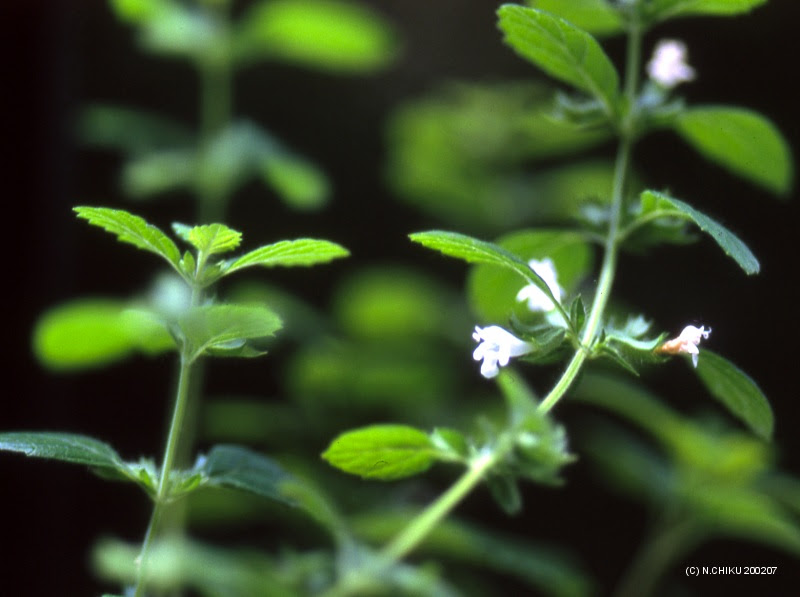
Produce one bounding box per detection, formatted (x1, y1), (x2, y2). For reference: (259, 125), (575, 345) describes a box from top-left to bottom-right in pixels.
(197, 1), (232, 225)
(133, 355), (193, 597)
(381, 450), (497, 562)
(321, 18), (645, 597)
(320, 451), (500, 597)
(540, 18), (642, 414)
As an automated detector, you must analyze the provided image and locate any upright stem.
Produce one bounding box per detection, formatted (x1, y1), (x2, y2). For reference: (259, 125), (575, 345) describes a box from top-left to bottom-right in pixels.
(319, 16), (648, 597)
(322, 23), (646, 597)
(134, 355), (194, 597)
(381, 450), (497, 562)
(540, 17), (642, 414)
(197, 1), (233, 225)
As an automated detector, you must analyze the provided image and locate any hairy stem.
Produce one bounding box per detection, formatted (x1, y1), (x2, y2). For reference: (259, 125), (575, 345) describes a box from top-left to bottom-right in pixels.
(133, 356), (193, 597)
(322, 17), (645, 597)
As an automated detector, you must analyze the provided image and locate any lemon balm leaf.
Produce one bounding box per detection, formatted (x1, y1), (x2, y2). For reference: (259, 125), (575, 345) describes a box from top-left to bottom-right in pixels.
(236, 0), (398, 72)
(675, 107), (792, 195)
(322, 424), (438, 481)
(33, 300), (174, 370)
(0, 432), (126, 472)
(644, 0), (767, 23)
(694, 350), (774, 441)
(201, 444), (296, 506)
(410, 230), (569, 324)
(178, 304), (282, 362)
(74, 206), (181, 269)
(185, 224), (243, 255)
(224, 239), (349, 274)
(525, 0), (624, 37)
(640, 191), (759, 275)
(498, 5), (619, 115)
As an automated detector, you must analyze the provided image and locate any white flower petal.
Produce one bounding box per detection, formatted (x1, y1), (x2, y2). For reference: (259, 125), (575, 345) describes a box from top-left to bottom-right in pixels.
(471, 325), (535, 379)
(647, 39), (695, 88)
(480, 358), (500, 379)
(516, 258), (563, 312)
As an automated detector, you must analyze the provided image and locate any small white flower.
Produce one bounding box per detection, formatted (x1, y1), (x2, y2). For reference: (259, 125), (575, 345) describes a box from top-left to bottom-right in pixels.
(647, 39), (696, 88)
(472, 325), (535, 379)
(516, 258), (563, 312)
(658, 324), (711, 367)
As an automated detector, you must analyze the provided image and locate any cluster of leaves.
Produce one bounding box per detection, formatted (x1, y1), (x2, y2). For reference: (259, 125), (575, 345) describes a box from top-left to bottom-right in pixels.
(84, 0), (397, 215)
(322, 0), (796, 591)
(571, 372), (800, 578)
(6, 1), (799, 596)
(4, 205), (354, 595)
(35, 207), (347, 368)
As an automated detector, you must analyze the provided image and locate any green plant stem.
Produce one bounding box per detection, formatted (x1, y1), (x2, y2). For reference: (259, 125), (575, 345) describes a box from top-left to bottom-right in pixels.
(540, 17), (642, 414)
(382, 450), (497, 562)
(134, 355), (194, 597)
(323, 24), (645, 597)
(319, 451), (499, 597)
(197, 1), (233, 225)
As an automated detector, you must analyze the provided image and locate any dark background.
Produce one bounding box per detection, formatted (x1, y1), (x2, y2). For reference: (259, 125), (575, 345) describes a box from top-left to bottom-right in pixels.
(3, 1), (800, 595)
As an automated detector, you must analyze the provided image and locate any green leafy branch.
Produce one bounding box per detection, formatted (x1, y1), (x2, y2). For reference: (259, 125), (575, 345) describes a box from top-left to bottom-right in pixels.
(318, 3), (788, 593)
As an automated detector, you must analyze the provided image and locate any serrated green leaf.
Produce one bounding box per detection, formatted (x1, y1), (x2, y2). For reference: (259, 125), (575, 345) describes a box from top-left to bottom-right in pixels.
(226, 280), (328, 342)
(464, 229), (592, 324)
(694, 350), (774, 441)
(185, 223), (243, 255)
(179, 304), (282, 361)
(33, 300), (174, 370)
(675, 107), (792, 195)
(641, 191), (759, 274)
(526, 0), (624, 36)
(225, 239), (349, 274)
(0, 432), (126, 471)
(322, 424), (437, 481)
(260, 154), (330, 210)
(202, 444), (296, 506)
(74, 206), (181, 269)
(498, 5), (619, 115)
(644, 0), (767, 23)
(236, 0), (397, 72)
(411, 231), (568, 324)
